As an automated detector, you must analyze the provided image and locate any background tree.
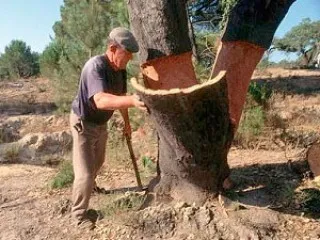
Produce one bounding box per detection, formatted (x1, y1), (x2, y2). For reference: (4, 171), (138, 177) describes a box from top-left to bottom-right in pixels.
(40, 0), (127, 111)
(272, 18), (320, 67)
(0, 40), (39, 80)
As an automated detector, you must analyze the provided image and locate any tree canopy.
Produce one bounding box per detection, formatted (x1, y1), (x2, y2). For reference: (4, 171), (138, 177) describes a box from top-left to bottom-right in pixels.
(187, 0), (237, 31)
(272, 18), (320, 66)
(40, 0), (127, 111)
(0, 40), (39, 80)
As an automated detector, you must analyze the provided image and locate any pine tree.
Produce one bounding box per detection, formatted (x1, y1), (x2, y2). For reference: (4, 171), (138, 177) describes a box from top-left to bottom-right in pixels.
(0, 40), (39, 80)
(40, 0), (127, 111)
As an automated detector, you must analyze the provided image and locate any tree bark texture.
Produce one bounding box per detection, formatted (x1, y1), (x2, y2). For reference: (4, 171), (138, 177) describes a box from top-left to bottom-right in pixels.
(131, 72), (234, 204)
(127, 0), (192, 62)
(222, 0), (296, 49)
(212, 0), (296, 127)
(127, 0), (198, 90)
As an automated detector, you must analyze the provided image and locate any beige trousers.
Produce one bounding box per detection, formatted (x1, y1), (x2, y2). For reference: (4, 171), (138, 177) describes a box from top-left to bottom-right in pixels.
(70, 111), (108, 220)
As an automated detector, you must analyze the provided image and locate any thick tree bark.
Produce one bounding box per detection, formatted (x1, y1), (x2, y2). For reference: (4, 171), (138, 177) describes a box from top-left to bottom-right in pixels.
(132, 72), (233, 204)
(128, 0), (197, 90)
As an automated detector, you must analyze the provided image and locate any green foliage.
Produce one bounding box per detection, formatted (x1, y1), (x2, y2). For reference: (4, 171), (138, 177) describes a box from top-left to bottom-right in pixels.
(297, 188), (320, 215)
(195, 32), (219, 70)
(235, 106), (265, 146)
(234, 81), (274, 146)
(50, 160), (74, 189)
(188, 0), (236, 66)
(40, 0), (128, 112)
(273, 18), (320, 67)
(0, 40), (39, 80)
(248, 82), (273, 107)
(141, 155), (157, 174)
(39, 40), (63, 79)
(240, 106), (265, 136)
(187, 0), (237, 31)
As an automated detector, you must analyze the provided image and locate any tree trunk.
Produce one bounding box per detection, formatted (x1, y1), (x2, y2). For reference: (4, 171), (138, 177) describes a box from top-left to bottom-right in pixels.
(132, 72), (233, 204)
(128, 0), (197, 90)
(128, 0), (295, 204)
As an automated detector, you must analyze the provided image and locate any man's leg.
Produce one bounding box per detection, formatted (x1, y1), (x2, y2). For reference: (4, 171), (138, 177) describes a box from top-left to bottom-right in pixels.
(70, 112), (97, 221)
(93, 126), (108, 190)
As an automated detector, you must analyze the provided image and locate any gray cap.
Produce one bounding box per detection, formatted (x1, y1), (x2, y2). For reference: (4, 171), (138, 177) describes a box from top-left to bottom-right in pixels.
(109, 27), (139, 53)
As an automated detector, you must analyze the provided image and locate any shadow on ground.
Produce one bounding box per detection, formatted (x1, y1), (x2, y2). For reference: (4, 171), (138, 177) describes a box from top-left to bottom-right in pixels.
(0, 101), (57, 115)
(226, 159), (320, 219)
(255, 75), (320, 95)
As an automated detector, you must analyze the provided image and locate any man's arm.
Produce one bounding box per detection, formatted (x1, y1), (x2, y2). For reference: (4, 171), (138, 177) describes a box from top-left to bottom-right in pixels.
(93, 92), (144, 110)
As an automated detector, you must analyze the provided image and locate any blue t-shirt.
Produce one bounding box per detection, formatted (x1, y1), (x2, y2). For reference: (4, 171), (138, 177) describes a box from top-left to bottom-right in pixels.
(72, 55), (127, 124)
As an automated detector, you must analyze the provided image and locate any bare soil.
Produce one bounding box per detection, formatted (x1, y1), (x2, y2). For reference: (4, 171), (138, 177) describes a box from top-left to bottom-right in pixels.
(1, 69), (320, 240)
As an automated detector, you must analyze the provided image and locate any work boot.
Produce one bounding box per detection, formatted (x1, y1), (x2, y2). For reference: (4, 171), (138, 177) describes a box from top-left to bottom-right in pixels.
(74, 209), (102, 231)
(76, 218), (95, 231)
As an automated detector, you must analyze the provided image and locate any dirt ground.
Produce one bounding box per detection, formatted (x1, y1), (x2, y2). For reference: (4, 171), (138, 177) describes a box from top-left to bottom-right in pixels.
(1, 68), (320, 240)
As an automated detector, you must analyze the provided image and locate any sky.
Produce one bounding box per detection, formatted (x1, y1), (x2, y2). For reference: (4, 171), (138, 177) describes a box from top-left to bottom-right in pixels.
(0, 0), (63, 54)
(0, 0), (319, 62)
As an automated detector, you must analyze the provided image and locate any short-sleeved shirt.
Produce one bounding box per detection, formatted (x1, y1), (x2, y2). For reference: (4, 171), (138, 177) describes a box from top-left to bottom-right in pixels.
(71, 55), (127, 125)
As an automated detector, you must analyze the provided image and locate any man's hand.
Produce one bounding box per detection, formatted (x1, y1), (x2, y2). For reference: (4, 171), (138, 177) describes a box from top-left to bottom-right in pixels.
(132, 94), (146, 111)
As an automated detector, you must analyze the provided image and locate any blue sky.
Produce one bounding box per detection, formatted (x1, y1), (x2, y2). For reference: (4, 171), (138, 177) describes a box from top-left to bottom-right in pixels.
(0, 0), (319, 62)
(0, 0), (63, 54)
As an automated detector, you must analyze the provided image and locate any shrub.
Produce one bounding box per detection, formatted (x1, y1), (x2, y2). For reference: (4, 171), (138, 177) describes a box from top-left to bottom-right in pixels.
(235, 106), (265, 147)
(50, 160), (74, 189)
(3, 144), (20, 163)
(0, 40), (39, 80)
(100, 192), (146, 217)
(248, 81), (273, 107)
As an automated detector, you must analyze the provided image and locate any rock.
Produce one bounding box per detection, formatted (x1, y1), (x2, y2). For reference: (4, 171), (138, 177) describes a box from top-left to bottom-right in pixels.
(174, 201), (189, 210)
(194, 207), (212, 227)
(0, 130), (72, 164)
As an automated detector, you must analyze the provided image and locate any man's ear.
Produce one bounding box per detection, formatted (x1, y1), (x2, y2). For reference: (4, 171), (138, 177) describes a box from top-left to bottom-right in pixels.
(109, 44), (117, 53)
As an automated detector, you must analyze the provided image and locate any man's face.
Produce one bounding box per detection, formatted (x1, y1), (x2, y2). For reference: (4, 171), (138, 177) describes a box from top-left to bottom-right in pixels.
(112, 46), (133, 70)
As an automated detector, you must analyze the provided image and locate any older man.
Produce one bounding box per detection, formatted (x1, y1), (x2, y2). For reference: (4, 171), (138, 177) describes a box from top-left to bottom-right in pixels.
(70, 27), (144, 229)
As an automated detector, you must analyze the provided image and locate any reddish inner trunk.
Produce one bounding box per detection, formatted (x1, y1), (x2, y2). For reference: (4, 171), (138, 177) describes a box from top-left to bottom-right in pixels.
(141, 52), (198, 90)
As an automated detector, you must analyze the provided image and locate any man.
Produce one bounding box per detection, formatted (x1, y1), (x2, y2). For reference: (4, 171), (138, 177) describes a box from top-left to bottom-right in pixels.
(70, 27), (144, 228)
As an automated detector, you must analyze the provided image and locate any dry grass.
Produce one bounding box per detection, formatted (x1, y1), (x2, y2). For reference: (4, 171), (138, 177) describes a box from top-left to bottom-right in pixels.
(98, 192), (146, 218)
(2, 143), (20, 163)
